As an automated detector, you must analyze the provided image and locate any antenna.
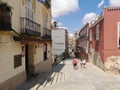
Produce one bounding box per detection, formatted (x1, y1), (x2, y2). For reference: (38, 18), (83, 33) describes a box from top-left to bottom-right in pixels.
(54, 21), (57, 28)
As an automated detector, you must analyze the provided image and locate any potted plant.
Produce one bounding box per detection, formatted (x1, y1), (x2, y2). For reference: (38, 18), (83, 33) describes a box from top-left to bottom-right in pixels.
(0, 1), (12, 29)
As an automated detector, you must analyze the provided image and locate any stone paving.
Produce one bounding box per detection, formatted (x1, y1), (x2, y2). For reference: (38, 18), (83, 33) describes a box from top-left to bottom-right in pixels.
(16, 58), (120, 90)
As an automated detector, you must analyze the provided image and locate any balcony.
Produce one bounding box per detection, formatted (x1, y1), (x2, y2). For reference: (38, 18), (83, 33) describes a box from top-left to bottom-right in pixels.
(0, 13), (12, 31)
(44, 0), (50, 8)
(80, 33), (87, 39)
(40, 0), (50, 9)
(0, 1), (12, 31)
(21, 17), (41, 36)
(42, 27), (51, 38)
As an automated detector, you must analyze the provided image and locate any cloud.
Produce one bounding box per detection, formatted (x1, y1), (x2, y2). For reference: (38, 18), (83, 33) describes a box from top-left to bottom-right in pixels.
(109, 0), (120, 6)
(52, 19), (62, 27)
(69, 33), (73, 37)
(52, 0), (79, 18)
(59, 26), (68, 30)
(97, 0), (105, 8)
(57, 22), (62, 26)
(82, 13), (97, 25)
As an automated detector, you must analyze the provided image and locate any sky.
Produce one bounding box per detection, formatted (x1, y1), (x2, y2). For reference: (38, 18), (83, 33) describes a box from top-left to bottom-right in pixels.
(52, 0), (120, 34)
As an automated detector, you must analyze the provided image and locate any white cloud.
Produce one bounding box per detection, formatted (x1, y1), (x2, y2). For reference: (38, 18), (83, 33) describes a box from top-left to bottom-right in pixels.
(97, 0), (105, 8)
(109, 0), (120, 6)
(59, 26), (68, 30)
(52, 0), (79, 18)
(82, 13), (97, 25)
(57, 22), (62, 26)
(52, 19), (62, 27)
(51, 19), (56, 23)
(69, 33), (73, 37)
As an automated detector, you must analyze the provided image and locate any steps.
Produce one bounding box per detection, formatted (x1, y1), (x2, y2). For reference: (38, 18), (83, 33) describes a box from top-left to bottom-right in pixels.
(31, 72), (65, 90)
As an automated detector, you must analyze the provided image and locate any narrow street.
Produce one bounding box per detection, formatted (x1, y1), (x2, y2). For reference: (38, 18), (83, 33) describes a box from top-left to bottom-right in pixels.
(17, 58), (120, 90)
(1, 1), (120, 90)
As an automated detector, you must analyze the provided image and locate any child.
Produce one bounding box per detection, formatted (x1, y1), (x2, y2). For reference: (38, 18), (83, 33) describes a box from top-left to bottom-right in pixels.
(72, 58), (78, 70)
(79, 59), (83, 68)
(82, 58), (86, 68)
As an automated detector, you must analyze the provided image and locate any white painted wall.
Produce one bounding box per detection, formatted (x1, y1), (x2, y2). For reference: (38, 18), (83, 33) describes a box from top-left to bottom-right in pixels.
(0, 0), (25, 83)
(52, 28), (66, 55)
(0, 32), (25, 83)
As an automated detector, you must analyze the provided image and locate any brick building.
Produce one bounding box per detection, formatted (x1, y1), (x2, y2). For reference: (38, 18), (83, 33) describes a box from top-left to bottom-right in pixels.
(88, 7), (120, 73)
(79, 23), (89, 53)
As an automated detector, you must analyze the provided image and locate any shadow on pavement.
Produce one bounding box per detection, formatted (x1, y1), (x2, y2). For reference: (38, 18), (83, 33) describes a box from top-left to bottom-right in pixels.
(16, 61), (66, 90)
(52, 63), (65, 72)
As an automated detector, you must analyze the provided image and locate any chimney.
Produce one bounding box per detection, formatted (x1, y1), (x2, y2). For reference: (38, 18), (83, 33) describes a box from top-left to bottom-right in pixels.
(54, 21), (57, 28)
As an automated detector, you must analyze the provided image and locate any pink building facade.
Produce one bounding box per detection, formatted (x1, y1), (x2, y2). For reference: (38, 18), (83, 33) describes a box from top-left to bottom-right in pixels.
(88, 7), (120, 73)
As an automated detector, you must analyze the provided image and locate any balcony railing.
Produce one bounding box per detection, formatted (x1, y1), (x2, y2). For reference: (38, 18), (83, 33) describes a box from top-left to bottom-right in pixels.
(44, 0), (50, 8)
(42, 27), (51, 38)
(80, 33), (87, 39)
(38, 0), (50, 8)
(0, 13), (12, 31)
(21, 17), (41, 36)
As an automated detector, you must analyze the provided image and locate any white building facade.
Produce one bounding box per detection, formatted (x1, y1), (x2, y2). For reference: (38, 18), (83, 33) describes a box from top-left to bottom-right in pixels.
(73, 31), (79, 51)
(52, 27), (68, 56)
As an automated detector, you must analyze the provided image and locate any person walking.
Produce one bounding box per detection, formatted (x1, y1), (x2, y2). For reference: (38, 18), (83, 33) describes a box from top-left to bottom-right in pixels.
(72, 58), (78, 70)
(82, 58), (87, 68)
(79, 59), (83, 68)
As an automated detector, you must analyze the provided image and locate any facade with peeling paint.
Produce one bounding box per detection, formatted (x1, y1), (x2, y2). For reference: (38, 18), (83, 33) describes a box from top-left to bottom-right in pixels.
(88, 7), (120, 73)
(0, 0), (52, 90)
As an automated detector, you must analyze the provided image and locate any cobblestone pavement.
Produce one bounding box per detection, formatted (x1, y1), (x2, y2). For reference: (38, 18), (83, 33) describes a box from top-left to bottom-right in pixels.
(17, 58), (120, 90)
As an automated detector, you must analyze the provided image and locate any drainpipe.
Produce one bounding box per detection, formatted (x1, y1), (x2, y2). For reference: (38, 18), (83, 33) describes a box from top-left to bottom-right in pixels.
(11, 29), (21, 36)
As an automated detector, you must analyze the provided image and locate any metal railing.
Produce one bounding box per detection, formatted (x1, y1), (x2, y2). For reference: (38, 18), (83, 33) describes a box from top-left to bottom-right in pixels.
(0, 14), (12, 30)
(21, 17), (41, 36)
(44, 0), (50, 8)
(42, 27), (51, 38)
(80, 33), (87, 39)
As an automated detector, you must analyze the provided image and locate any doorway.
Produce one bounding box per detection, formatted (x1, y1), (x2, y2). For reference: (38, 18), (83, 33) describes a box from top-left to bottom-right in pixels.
(44, 44), (47, 60)
(25, 45), (34, 77)
(25, 45), (29, 75)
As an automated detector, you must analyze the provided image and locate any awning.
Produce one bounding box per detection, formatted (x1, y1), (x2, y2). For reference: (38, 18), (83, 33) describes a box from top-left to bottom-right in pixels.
(13, 36), (51, 44)
(13, 36), (42, 44)
(21, 39), (42, 44)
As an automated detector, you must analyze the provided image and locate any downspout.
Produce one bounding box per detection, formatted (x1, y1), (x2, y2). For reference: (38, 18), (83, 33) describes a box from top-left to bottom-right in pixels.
(11, 29), (21, 36)
(11, 0), (21, 38)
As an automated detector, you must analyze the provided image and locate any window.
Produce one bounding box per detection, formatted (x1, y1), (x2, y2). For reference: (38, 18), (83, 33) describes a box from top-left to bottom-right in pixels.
(44, 44), (47, 60)
(25, 0), (34, 30)
(43, 15), (47, 27)
(117, 22), (120, 47)
(25, 0), (34, 20)
(14, 54), (22, 68)
(89, 29), (92, 42)
(87, 27), (89, 37)
(96, 24), (99, 41)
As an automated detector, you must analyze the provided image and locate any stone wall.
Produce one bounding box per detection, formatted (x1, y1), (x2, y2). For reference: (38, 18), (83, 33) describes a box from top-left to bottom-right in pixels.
(0, 71), (26, 90)
(105, 56), (120, 74)
(89, 48), (120, 74)
(88, 48), (104, 70)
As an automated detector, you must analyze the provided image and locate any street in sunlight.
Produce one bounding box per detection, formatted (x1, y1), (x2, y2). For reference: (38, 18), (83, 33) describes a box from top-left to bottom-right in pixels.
(1, 0), (120, 90)
(17, 58), (120, 90)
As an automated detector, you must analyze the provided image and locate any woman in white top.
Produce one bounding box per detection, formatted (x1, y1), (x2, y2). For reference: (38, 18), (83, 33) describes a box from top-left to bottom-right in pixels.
(82, 59), (86, 68)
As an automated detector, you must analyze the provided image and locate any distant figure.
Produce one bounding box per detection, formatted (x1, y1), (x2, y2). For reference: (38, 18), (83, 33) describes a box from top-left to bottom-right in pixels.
(79, 59), (83, 68)
(82, 58), (87, 68)
(72, 58), (78, 70)
(79, 51), (88, 68)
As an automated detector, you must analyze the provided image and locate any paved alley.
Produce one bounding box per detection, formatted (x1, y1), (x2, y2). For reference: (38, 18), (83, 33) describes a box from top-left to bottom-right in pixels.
(17, 58), (120, 90)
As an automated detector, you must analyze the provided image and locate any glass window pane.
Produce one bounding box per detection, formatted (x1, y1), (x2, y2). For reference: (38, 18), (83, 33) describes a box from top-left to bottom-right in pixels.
(118, 22), (120, 46)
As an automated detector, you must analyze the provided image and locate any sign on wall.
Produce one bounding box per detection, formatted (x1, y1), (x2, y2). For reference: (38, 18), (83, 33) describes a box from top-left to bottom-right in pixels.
(96, 24), (99, 41)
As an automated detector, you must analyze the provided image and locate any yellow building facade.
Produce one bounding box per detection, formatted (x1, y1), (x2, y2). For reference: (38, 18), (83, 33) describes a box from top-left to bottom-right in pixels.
(0, 0), (52, 90)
